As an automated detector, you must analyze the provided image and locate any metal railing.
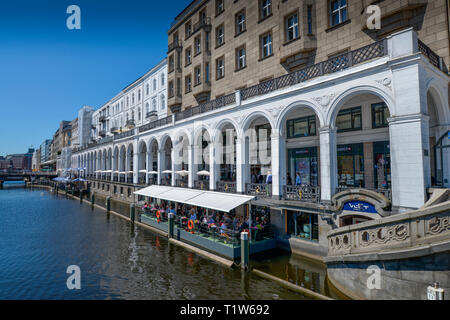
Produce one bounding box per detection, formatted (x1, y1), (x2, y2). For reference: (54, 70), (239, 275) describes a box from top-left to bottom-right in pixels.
(284, 185), (321, 203)
(176, 179), (188, 188)
(194, 180), (209, 190)
(418, 39), (447, 73)
(216, 181), (237, 193)
(168, 39), (182, 53)
(138, 115), (172, 134)
(241, 39), (387, 101)
(246, 183), (272, 198)
(174, 92), (235, 121)
(114, 129), (135, 141)
(174, 216), (241, 247)
(193, 17), (211, 34)
(160, 179), (172, 186)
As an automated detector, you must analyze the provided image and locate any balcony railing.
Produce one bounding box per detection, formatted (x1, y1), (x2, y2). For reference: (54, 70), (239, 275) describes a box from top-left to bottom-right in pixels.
(176, 179), (188, 188)
(99, 130), (106, 137)
(99, 115), (106, 122)
(284, 185), (321, 203)
(241, 39), (387, 101)
(216, 181), (236, 193)
(168, 39), (182, 53)
(138, 115), (172, 134)
(126, 119), (135, 128)
(160, 179), (172, 186)
(194, 180), (209, 190)
(336, 187), (392, 201)
(418, 39), (448, 73)
(110, 127), (119, 134)
(146, 110), (158, 118)
(114, 129), (135, 141)
(193, 17), (211, 34)
(246, 183), (272, 198)
(174, 92), (236, 122)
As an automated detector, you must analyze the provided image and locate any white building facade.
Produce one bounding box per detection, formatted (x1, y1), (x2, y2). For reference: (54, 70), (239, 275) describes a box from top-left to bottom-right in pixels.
(91, 59), (168, 142)
(72, 30), (449, 255)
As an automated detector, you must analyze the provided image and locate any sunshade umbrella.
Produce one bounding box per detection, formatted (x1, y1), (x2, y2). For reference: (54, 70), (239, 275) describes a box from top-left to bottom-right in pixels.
(197, 170), (210, 176)
(139, 170), (147, 173)
(162, 170), (172, 174)
(176, 170), (189, 176)
(147, 171), (158, 175)
(72, 178), (86, 182)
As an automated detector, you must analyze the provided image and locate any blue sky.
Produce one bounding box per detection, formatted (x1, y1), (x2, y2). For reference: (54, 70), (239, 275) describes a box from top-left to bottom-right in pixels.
(0, 0), (188, 156)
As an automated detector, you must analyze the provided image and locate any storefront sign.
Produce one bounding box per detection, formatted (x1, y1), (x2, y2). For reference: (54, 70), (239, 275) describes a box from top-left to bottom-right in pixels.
(343, 201), (377, 214)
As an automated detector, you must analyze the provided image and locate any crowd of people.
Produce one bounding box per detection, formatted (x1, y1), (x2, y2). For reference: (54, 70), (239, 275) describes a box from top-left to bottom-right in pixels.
(141, 201), (271, 242)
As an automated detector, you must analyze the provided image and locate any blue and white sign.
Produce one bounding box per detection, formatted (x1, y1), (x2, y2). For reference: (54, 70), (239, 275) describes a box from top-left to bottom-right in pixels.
(343, 201), (377, 214)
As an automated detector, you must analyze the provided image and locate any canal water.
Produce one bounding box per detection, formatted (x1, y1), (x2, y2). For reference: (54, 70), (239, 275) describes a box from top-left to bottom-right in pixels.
(0, 188), (333, 300)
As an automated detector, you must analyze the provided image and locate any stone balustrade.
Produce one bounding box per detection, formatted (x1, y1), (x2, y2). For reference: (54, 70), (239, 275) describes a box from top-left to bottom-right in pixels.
(326, 200), (450, 260)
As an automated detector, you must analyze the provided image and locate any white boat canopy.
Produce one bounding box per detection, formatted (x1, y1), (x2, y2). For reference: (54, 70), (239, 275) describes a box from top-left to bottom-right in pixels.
(134, 185), (254, 213)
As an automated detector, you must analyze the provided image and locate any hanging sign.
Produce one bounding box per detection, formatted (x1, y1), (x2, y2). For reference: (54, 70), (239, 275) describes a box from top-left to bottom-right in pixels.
(343, 201), (377, 214)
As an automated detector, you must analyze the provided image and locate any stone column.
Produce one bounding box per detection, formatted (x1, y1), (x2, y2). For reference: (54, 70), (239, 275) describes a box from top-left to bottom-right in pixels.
(387, 28), (430, 209)
(157, 148), (164, 185)
(171, 147), (176, 186)
(133, 152), (139, 184)
(319, 126), (337, 203)
(236, 137), (245, 193)
(145, 151), (151, 184)
(271, 131), (286, 199)
(389, 114), (430, 210)
(188, 144), (195, 188)
(209, 141), (217, 191)
(111, 155), (115, 181)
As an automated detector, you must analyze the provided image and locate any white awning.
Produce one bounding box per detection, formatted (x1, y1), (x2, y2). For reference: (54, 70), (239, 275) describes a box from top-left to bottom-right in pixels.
(134, 185), (254, 213)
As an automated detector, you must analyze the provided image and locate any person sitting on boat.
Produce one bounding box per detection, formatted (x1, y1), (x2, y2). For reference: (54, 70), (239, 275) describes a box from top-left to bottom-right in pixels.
(189, 208), (197, 221)
(167, 204), (176, 216)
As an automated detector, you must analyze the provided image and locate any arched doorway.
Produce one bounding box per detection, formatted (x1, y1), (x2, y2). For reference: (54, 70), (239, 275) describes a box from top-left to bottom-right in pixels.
(330, 92), (393, 201)
(243, 114), (273, 197)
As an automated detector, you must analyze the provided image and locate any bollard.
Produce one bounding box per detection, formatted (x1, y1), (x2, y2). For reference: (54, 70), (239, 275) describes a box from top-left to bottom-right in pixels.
(130, 203), (135, 223)
(427, 282), (444, 300)
(106, 196), (111, 212)
(240, 232), (249, 271)
(168, 212), (174, 238)
(91, 193), (95, 207)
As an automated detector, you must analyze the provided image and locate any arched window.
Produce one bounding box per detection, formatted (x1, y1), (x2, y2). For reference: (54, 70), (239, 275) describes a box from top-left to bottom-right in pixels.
(146, 84), (149, 95)
(126, 113), (129, 121)
(152, 98), (157, 111)
(138, 108), (141, 121)
(145, 102), (150, 113)
(153, 79), (157, 91)
(132, 110), (135, 120)
(138, 90), (141, 101)
(126, 97), (129, 107)
(132, 93), (135, 104)
(160, 94), (165, 109)
(161, 73), (165, 86)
